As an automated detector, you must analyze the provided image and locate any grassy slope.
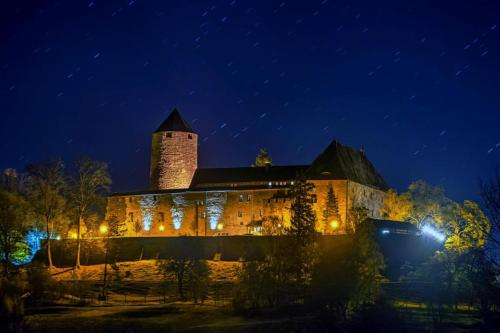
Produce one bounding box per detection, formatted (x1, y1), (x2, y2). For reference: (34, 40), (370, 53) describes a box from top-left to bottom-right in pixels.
(51, 260), (242, 282)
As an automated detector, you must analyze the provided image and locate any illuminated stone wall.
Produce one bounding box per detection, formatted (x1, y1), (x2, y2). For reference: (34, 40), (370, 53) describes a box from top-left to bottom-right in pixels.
(149, 131), (198, 190)
(109, 180), (386, 237)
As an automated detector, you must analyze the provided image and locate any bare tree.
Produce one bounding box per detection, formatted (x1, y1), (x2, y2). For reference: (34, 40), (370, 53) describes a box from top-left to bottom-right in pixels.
(480, 169), (500, 251)
(27, 160), (67, 269)
(68, 158), (111, 268)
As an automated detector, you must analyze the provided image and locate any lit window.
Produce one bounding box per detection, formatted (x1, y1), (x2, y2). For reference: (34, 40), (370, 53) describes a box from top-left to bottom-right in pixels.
(259, 208), (263, 217)
(239, 194), (243, 202)
(268, 181), (272, 187)
(247, 194), (252, 201)
(202, 212), (206, 219)
(291, 181), (294, 185)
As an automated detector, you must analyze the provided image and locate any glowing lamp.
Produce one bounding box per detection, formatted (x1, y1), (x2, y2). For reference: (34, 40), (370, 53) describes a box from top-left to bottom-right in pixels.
(330, 220), (339, 229)
(217, 223), (224, 230)
(56, 235), (61, 240)
(159, 224), (165, 232)
(69, 231), (77, 239)
(99, 224), (108, 235)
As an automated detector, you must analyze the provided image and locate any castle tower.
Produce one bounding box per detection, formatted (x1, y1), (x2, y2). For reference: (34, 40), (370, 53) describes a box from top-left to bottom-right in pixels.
(149, 109), (198, 190)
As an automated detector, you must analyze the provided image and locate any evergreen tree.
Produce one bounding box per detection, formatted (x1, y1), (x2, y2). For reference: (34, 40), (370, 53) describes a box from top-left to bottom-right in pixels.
(322, 184), (342, 233)
(288, 179), (318, 246)
(252, 148), (272, 167)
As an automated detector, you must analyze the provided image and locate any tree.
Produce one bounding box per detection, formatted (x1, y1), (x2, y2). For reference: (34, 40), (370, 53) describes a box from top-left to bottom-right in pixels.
(27, 160), (67, 269)
(380, 189), (412, 221)
(311, 221), (384, 319)
(480, 168), (500, 250)
(252, 148), (272, 167)
(104, 197), (127, 237)
(157, 258), (210, 302)
(234, 238), (298, 310)
(185, 260), (211, 303)
(261, 215), (285, 235)
(406, 180), (453, 228)
(322, 184), (342, 233)
(68, 158), (111, 268)
(288, 179), (318, 246)
(0, 190), (29, 276)
(347, 205), (369, 234)
(445, 200), (490, 253)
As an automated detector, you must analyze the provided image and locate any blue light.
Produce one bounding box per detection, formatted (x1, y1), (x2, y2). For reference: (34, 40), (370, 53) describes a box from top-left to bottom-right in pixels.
(421, 225), (445, 242)
(381, 229), (390, 235)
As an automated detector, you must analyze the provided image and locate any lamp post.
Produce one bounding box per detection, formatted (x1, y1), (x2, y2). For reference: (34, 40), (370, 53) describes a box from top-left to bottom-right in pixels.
(98, 224), (109, 301)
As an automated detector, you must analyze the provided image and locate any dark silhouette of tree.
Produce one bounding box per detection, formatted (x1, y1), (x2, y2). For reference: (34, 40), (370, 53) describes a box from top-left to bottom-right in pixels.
(157, 258), (210, 302)
(311, 221), (384, 319)
(288, 179), (317, 246)
(480, 168), (500, 250)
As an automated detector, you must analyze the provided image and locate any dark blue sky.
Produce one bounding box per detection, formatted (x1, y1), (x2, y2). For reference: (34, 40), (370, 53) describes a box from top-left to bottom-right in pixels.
(1, 0), (499, 201)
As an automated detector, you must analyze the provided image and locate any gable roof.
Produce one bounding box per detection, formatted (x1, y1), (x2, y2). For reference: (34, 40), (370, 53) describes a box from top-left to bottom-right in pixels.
(155, 108), (195, 133)
(190, 165), (309, 189)
(305, 140), (389, 190)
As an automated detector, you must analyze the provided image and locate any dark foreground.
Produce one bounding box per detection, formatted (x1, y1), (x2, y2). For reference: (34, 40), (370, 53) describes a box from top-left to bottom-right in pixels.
(21, 302), (495, 333)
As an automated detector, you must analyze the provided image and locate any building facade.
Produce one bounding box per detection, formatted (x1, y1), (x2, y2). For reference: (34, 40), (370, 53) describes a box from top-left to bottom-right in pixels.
(106, 109), (389, 236)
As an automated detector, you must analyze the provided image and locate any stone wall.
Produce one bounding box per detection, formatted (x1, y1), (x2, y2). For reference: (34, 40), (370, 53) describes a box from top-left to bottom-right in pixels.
(149, 131), (198, 190)
(108, 180), (386, 237)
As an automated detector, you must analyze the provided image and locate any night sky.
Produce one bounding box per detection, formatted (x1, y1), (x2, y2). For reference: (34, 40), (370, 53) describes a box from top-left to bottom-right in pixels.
(1, 0), (499, 201)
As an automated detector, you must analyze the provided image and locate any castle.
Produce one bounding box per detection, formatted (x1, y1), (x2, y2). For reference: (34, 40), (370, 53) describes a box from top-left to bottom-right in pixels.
(106, 109), (389, 236)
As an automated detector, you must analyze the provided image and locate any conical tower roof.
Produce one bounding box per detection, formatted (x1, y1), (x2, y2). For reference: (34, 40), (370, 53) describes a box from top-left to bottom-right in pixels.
(155, 108), (195, 133)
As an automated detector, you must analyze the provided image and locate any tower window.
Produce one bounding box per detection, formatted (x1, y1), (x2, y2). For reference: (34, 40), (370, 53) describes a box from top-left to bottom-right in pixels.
(238, 211), (243, 218)
(166, 132), (172, 138)
(247, 194), (252, 201)
(259, 209), (263, 217)
(239, 194), (243, 202)
(129, 212), (134, 222)
(188, 134), (193, 139)
(159, 212), (165, 222)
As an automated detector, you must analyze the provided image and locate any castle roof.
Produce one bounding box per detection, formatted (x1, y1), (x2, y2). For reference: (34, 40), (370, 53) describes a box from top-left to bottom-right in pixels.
(305, 140), (389, 190)
(190, 165), (309, 189)
(155, 108), (196, 133)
